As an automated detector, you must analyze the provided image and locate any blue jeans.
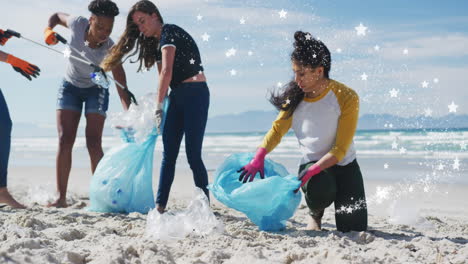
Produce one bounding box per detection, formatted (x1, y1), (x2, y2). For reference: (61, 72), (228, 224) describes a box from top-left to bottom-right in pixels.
(156, 82), (210, 207)
(0, 89), (12, 188)
(57, 80), (109, 116)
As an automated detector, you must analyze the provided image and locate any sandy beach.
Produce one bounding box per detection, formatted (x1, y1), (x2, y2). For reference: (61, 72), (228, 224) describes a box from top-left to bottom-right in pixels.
(1, 165), (467, 264)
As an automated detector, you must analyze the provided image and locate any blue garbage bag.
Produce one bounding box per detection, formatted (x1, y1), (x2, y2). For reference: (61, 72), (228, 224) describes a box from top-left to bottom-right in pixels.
(208, 153), (302, 231)
(88, 98), (169, 214)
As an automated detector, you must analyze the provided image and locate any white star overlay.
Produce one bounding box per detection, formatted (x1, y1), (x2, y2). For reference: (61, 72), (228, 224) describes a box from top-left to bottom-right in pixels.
(437, 163), (445, 170)
(355, 23), (368, 36)
(305, 33), (312, 40)
(433, 78), (439, 83)
(336, 48), (342, 53)
(240, 17), (246, 24)
(421, 81), (429, 88)
(278, 9), (287, 19)
(360, 73), (368, 81)
(424, 108), (433, 117)
(391, 141), (398, 149)
(399, 147), (407, 154)
(389, 88), (399, 98)
(374, 45), (380, 51)
(189, 58), (195, 64)
(374, 186), (392, 204)
(452, 157), (460, 170)
(403, 48), (409, 55)
(277, 82), (283, 87)
(226, 48), (237, 57)
(201, 33), (210, 42)
(247, 51), (253, 56)
(460, 142), (467, 150)
(84, 40), (89, 47)
(448, 101), (458, 113)
(63, 48), (71, 58)
(230, 69), (237, 76)
(384, 163), (389, 169)
(197, 14), (203, 21)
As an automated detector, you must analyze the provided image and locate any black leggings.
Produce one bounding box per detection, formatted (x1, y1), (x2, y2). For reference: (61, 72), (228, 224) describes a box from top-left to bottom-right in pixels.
(300, 159), (367, 232)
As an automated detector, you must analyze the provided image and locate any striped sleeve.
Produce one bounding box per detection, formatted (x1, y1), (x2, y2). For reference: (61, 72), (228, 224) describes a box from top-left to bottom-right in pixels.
(329, 86), (360, 161)
(260, 110), (293, 153)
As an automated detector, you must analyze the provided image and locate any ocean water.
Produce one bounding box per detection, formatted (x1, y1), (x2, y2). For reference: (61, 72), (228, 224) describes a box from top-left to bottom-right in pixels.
(9, 128), (468, 184)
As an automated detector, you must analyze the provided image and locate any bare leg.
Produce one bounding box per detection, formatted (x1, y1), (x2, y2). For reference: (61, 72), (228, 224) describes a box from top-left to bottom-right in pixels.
(48, 110), (81, 208)
(306, 209), (324, 231)
(306, 215), (322, 231)
(85, 113), (105, 173)
(0, 187), (25, 209)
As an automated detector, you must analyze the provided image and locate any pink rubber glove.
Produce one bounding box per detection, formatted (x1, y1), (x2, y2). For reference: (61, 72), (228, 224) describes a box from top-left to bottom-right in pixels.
(295, 164), (322, 192)
(237, 147), (267, 183)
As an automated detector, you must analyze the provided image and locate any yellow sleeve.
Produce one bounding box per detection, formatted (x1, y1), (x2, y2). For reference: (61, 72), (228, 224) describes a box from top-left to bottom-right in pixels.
(260, 110), (292, 153)
(329, 86), (359, 161)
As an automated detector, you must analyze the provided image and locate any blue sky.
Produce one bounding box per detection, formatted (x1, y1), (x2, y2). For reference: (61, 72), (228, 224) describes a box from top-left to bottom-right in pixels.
(1, 0), (467, 125)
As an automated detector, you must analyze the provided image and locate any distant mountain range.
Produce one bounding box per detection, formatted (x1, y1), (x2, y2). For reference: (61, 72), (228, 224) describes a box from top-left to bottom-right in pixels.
(205, 111), (468, 133)
(357, 113), (468, 131)
(11, 112), (468, 137)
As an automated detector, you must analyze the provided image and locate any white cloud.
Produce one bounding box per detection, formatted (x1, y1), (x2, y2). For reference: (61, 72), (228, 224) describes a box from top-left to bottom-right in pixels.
(379, 34), (468, 59)
(2, 0), (468, 123)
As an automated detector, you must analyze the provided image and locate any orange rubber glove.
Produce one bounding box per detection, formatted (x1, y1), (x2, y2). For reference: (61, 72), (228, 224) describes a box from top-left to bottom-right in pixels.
(44, 27), (58, 45)
(6, 55), (41, 81)
(0, 29), (12, 46)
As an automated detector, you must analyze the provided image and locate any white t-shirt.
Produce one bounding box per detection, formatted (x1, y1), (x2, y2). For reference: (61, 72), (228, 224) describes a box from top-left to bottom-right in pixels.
(260, 80), (360, 166)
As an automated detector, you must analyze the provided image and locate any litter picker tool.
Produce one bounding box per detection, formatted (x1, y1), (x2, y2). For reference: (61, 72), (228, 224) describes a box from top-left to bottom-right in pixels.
(6, 29), (137, 105)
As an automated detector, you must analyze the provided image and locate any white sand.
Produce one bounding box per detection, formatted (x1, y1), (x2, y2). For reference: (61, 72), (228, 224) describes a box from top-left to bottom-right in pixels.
(1, 167), (467, 264)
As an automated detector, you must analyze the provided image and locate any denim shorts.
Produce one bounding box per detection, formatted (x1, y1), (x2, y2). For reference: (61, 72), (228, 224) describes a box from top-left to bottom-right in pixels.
(57, 80), (109, 116)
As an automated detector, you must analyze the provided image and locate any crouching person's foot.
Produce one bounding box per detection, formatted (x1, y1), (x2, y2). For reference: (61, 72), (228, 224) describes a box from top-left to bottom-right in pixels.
(0, 187), (26, 209)
(47, 197), (68, 208)
(306, 209), (324, 231)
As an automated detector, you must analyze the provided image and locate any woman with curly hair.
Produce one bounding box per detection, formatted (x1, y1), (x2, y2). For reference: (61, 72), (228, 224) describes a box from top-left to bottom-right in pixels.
(45, 0), (131, 208)
(238, 31), (367, 232)
(101, 0), (210, 213)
